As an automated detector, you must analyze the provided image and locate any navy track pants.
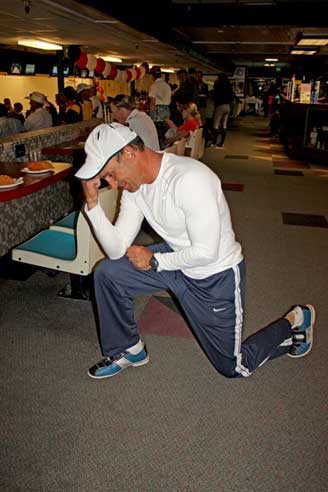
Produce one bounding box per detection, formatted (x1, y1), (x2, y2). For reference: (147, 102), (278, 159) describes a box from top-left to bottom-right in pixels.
(94, 242), (292, 378)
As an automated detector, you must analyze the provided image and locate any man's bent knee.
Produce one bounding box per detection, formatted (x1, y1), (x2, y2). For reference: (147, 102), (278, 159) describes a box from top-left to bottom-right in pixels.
(212, 355), (241, 379)
(94, 257), (124, 284)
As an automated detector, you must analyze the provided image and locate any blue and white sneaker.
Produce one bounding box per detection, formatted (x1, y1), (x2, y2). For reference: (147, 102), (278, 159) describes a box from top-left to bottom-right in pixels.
(88, 347), (149, 379)
(288, 304), (315, 358)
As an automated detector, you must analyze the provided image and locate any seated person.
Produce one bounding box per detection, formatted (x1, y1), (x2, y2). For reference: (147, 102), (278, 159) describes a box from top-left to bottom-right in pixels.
(167, 102), (202, 139)
(110, 94), (159, 151)
(0, 103), (25, 137)
(24, 92), (52, 131)
(9, 102), (25, 124)
(154, 120), (178, 149)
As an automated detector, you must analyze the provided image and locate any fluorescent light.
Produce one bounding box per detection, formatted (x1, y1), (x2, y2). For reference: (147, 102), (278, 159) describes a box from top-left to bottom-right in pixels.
(265, 58), (278, 61)
(18, 39), (63, 50)
(290, 49), (317, 55)
(162, 68), (175, 73)
(296, 33), (328, 46)
(264, 63), (276, 67)
(297, 39), (328, 46)
(102, 55), (122, 63)
(94, 20), (120, 24)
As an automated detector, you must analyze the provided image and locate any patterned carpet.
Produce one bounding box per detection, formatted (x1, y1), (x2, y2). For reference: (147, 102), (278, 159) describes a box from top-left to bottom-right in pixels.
(138, 296), (193, 339)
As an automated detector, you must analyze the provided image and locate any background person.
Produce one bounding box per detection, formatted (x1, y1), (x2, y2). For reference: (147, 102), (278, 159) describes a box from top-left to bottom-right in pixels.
(9, 102), (25, 124)
(0, 103), (24, 137)
(62, 86), (82, 124)
(148, 66), (172, 122)
(75, 123), (315, 380)
(3, 98), (12, 113)
(110, 94), (160, 151)
(90, 85), (104, 119)
(195, 70), (209, 124)
(167, 101), (202, 139)
(212, 73), (236, 148)
(76, 84), (93, 121)
(24, 91), (52, 131)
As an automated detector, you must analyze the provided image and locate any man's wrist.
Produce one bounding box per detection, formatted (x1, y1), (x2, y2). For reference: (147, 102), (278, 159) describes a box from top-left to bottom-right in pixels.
(149, 254), (159, 272)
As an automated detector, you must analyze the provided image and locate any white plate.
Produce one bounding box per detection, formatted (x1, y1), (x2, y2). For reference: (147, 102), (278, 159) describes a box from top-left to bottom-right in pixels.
(21, 167), (54, 174)
(0, 177), (24, 190)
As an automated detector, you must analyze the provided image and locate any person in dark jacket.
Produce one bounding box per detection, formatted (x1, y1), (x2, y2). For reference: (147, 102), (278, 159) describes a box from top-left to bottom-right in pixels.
(170, 69), (199, 126)
(212, 73), (235, 148)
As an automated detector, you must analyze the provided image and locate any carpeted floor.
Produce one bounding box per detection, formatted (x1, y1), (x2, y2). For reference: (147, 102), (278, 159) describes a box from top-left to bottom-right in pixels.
(1, 115), (327, 492)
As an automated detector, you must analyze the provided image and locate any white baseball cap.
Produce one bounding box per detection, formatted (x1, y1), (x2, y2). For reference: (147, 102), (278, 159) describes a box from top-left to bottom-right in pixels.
(25, 91), (47, 105)
(75, 123), (138, 180)
(76, 83), (91, 94)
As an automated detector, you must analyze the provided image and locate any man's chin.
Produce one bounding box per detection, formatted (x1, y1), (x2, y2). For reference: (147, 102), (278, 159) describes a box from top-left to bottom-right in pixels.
(120, 184), (139, 192)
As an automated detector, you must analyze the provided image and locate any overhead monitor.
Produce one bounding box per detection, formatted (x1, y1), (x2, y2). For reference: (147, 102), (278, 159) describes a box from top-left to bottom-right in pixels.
(51, 66), (69, 76)
(10, 63), (22, 75)
(25, 63), (36, 75)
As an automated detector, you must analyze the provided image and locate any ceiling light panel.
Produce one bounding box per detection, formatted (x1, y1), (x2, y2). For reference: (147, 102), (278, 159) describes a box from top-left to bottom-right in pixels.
(17, 39), (63, 50)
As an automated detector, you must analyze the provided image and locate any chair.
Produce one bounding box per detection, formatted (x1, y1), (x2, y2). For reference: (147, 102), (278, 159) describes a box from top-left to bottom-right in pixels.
(50, 211), (79, 231)
(12, 187), (119, 298)
(185, 128), (204, 160)
(163, 143), (177, 154)
(174, 138), (187, 156)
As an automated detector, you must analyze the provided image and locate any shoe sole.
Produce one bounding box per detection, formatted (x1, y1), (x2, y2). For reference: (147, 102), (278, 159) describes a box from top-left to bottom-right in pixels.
(288, 304), (315, 358)
(88, 355), (150, 379)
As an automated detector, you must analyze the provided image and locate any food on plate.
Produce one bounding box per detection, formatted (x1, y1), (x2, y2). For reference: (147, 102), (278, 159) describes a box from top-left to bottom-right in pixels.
(27, 161), (54, 171)
(0, 174), (15, 185)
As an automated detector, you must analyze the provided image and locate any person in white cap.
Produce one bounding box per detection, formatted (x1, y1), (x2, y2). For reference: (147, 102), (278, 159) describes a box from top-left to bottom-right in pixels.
(76, 122), (315, 380)
(24, 91), (53, 131)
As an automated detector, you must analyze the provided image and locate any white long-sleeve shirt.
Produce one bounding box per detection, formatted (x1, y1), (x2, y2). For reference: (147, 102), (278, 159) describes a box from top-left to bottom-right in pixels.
(85, 152), (242, 279)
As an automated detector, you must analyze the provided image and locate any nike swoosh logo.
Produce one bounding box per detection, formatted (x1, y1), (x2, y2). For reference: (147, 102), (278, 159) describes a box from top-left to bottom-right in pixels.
(213, 307), (226, 312)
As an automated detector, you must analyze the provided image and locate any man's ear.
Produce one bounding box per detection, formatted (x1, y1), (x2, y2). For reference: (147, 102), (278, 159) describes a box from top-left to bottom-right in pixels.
(124, 147), (134, 159)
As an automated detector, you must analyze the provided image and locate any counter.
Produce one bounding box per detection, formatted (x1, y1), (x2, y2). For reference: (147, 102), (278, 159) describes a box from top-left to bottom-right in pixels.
(0, 119), (99, 163)
(279, 101), (328, 164)
(0, 162), (73, 257)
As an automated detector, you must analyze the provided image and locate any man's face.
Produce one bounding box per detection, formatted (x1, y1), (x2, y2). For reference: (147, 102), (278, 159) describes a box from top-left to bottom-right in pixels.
(99, 147), (141, 192)
(110, 103), (126, 124)
(80, 90), (90, 101)
(30, 100), (39, 111)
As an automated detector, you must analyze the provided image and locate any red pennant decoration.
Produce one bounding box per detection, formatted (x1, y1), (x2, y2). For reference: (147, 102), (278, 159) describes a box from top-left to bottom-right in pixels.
(126, 69), (133, 83)
(75, 51), (88, 69)
(95, 58), (106, 74)
(135, 67), (142, 80)
(108, 64), (118, 80)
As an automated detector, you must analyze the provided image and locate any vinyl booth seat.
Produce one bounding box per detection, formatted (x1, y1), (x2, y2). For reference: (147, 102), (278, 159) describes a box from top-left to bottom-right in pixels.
(174, 137), (187, 156)
(185, 128), (204, 160)
(163, 143), (178, 154)
(12, 187), (119, 277)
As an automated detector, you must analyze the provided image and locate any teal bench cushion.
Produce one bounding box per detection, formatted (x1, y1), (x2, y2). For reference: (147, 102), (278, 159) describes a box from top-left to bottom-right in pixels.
(17, 230), (77, 261)
(54, 211), (79, 229)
